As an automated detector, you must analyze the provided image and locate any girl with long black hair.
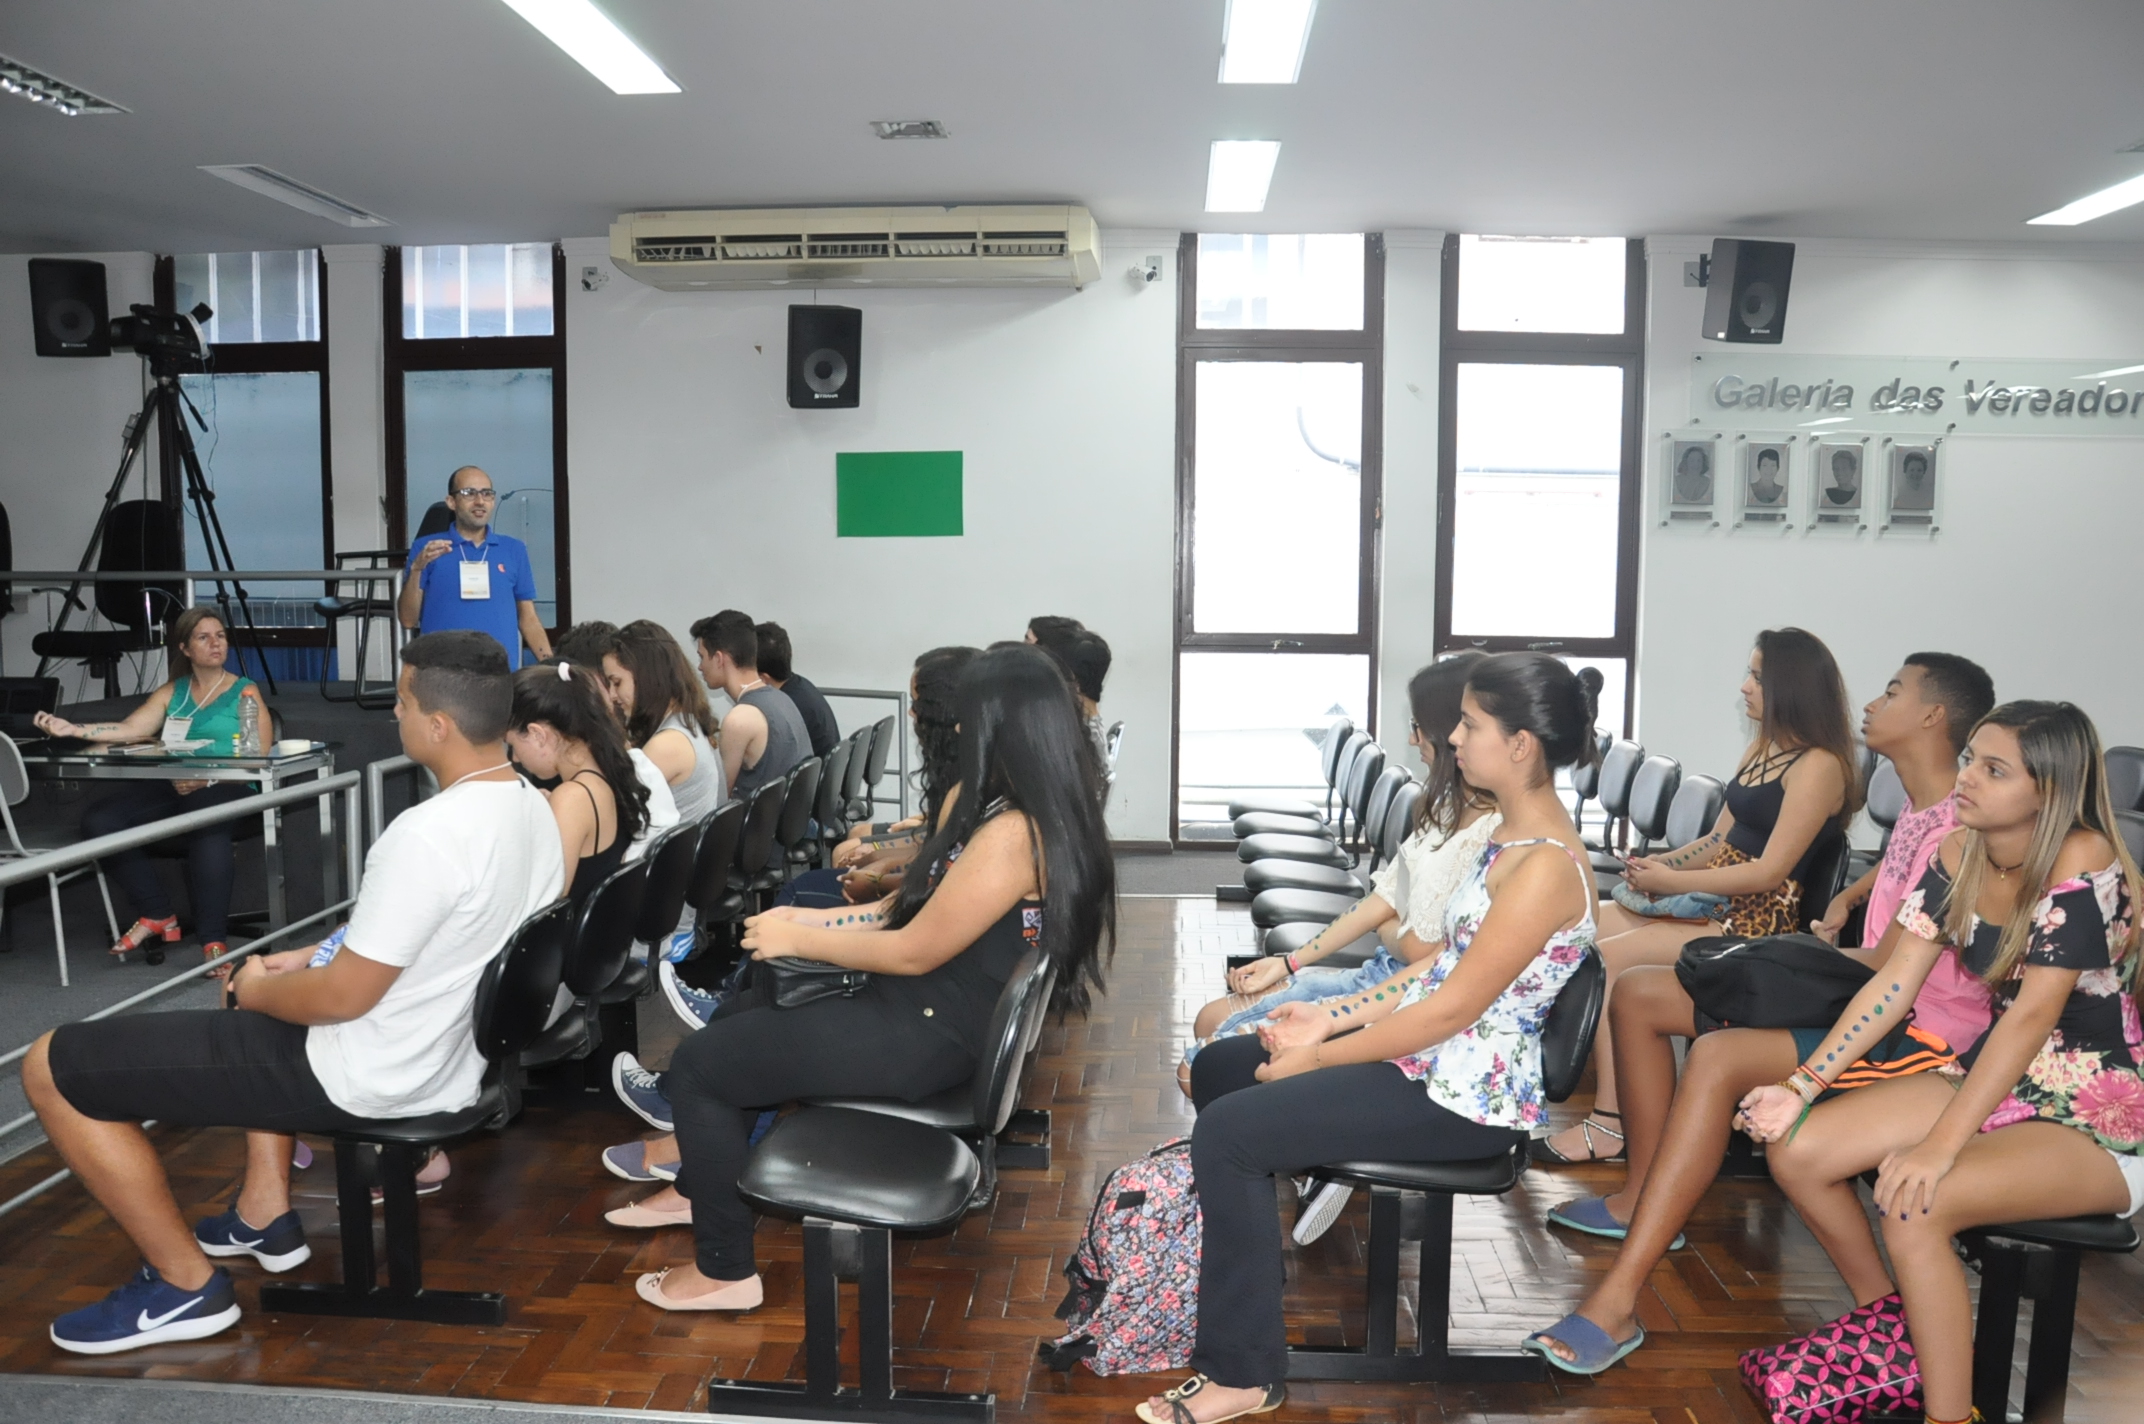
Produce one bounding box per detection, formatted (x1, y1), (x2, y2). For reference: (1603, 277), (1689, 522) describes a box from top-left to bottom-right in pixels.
(826, 644), (979, 900)
(504, 662), (650, 909)
(613, 643), (1116, 1312)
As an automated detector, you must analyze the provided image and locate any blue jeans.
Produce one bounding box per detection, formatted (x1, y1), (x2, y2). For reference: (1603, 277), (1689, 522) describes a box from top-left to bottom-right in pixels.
(1184, 946), (1404, 1065)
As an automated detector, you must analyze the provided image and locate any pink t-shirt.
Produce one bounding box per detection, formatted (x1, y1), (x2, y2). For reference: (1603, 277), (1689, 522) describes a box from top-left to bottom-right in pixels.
(1872, 789), (1993, 1052)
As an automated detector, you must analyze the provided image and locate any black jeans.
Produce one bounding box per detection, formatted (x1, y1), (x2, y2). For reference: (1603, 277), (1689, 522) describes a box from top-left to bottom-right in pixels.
(82, 780), (253, 943)
(666, 978), (973, 1279)
(1184, 1034), (1523, 1388)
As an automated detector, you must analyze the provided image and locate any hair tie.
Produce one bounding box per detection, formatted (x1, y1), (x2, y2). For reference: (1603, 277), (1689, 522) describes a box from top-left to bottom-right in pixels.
(557, 661), (572, 681)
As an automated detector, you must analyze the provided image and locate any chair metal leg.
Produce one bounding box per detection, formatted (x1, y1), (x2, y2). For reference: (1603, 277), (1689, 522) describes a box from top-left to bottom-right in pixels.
(46, 874), (67, 987)
(705, 1219), (994, 1421)
(2021, 1248), (2082, 1422)
(1287, 1188), (1545, 1383)
(1970, 1241), (2026, 1422)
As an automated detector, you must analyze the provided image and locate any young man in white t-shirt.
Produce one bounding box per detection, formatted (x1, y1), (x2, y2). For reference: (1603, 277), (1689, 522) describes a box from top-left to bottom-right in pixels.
(25, 630), (564, 1355)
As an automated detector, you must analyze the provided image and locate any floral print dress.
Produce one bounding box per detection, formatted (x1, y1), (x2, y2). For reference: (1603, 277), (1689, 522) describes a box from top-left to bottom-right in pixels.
(1896, 859), (2144, 1152)
(1386, 838), (1595, 1130)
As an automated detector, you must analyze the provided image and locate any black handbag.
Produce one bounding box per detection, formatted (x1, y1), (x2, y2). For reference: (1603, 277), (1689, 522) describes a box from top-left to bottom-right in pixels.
(765, 956), (873, 1009)
(1673, 933), (1872, 1029)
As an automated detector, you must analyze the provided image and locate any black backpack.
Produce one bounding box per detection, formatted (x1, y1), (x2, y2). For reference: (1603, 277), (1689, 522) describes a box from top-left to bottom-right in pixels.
(1674, 933), (1872, 1029)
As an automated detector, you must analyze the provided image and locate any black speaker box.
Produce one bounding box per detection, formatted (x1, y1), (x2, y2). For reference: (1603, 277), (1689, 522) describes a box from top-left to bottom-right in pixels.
(1702, 239), (1795, 344)
(787, 305), (861, 409)
(28, 258), (112, 357)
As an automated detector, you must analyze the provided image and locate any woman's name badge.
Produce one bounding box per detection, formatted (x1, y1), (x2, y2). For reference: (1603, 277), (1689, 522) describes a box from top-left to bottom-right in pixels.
(459, 558), (491, 600)
(161, 715), (193, 748)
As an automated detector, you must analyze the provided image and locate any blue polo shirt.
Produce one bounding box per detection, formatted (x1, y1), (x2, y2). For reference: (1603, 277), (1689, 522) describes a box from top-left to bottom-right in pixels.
(406, 528), (539, 668)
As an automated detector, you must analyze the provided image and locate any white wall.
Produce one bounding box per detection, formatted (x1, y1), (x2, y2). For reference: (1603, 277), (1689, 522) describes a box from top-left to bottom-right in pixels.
(560, 232), (1181, 839)
(0, 253), (158, 677)
(1638, 238), (2144, 785)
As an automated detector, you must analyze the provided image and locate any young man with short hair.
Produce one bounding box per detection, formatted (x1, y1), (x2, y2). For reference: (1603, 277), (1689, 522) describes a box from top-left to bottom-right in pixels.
(689, 610), (810, 800)
(25, 631), (563, 1354)
(753, 620), (839, 759)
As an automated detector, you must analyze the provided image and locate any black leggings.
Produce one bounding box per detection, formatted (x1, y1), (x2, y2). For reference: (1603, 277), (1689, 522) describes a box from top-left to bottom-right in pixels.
(1185, 1034), (1523, 1388)
(666, 978), (974, 1279)
(82, 780), (253, 943)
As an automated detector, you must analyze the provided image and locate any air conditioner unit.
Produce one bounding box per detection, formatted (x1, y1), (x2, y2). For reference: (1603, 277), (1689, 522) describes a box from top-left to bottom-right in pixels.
(609, 205), (1102, 291)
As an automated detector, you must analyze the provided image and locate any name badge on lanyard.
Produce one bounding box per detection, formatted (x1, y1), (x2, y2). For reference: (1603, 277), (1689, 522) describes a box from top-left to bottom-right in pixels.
(459, 552), (491, 600)
(161, 715), (193, 748)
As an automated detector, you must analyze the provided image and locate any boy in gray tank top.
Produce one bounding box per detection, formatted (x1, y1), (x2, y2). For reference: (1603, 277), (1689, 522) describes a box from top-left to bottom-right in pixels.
(689, 609), (812, 809)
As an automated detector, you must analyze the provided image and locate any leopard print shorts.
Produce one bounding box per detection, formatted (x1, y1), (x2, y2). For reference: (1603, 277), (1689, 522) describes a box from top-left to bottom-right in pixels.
(1707, 842), (1803, 937)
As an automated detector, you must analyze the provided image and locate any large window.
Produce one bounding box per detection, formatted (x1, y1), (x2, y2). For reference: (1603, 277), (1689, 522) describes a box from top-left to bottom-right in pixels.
(385, 244), (568, 628)
(1437, 235), (1644, 732)
(1175, 234), (1384, 838)
(155, 250), (332, 684)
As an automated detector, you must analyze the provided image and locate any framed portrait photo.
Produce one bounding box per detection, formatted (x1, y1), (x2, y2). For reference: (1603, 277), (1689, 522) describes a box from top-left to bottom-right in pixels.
(1812, 440), (1866, 524)
(1888, 442), (1938, 523)
(1740, 441), (1790, 520)
(1667, 438), (1717, 518)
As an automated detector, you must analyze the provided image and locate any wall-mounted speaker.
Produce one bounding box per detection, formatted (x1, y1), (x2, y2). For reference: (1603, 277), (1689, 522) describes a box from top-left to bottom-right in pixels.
(787, 304), (861, 409)
(28, 258), (112, 357)
(1702, 239), (1795, 344)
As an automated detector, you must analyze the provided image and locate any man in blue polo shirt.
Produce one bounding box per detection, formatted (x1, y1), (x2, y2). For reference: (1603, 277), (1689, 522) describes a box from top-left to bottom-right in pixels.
(397, 465), (551, 668)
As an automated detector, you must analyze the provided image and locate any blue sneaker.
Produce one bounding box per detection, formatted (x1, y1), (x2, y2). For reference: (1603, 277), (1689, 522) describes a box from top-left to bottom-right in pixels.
(661, 927), (696, 964)
(194, 1203), (312, 1272)
(51, 1263), (241, 1355)
(747, 1108), (779, 1146)
(659, 960), (724, 1030)
(611, 1052), (674, 1131)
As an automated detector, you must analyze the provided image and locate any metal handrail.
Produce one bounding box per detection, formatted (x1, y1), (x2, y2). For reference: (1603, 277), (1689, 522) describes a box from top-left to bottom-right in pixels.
(365, 754), (436, 851)
(11, 569), (400, 582)
(816, 685), (912, 819)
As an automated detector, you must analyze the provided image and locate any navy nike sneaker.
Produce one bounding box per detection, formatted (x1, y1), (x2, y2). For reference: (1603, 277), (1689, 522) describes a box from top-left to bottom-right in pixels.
(194, 1202), (312, 1271)
(50, 1263), (241, 1354)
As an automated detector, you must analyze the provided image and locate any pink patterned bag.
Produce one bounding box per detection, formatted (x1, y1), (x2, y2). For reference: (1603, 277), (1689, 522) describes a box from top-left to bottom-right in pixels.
(1738, 1293), (1924, 1424)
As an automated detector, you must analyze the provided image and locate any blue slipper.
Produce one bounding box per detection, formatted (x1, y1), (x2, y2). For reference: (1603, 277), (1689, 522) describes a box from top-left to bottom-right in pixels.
(1521, 1312), (1646, 1375)
(1546, 1195), (1685, 1251)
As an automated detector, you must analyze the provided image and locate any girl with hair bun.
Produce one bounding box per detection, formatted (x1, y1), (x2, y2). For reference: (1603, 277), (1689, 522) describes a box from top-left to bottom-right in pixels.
(506, 660), (651, 911)
(1141, 653), (1600, 1424)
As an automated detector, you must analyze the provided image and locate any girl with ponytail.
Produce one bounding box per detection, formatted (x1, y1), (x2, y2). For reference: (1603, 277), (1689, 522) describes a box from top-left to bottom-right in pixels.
(506, 661), (651, 909)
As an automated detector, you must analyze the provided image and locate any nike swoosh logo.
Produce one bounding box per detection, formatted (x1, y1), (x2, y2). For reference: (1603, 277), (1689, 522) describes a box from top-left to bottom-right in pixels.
(227, 1235), (264, 1248)
(137, 1297), (204, 1331)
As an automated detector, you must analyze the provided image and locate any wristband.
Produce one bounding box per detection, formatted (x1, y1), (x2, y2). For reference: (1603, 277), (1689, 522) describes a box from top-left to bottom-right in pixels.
(1283, 952), (1302, 976)
(1782, 1064), (1826, 1105)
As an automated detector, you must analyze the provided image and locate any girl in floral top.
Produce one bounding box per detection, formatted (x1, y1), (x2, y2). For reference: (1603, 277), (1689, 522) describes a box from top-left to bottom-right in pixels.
(1737, 701), (2144, 1424)
(1139, 654), (1599, 1424)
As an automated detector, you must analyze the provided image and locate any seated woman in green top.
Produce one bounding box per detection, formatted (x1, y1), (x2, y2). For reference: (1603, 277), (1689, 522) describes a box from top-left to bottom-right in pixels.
(34, 608), (269, 965)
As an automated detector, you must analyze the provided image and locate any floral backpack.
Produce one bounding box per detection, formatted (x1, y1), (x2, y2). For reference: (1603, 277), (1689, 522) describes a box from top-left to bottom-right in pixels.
(1038, 1139), (1201, 1376)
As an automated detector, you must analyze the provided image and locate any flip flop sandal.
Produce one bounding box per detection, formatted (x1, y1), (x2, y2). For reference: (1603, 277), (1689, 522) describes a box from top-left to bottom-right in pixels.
(634, 1268), (763, 1312)
(1546, 1195), (1685, 1250)
(1134, 1374), (1286, 1424)
(1521, 1313), (1646, 1375)
(1529, 1112), (1625, 1164)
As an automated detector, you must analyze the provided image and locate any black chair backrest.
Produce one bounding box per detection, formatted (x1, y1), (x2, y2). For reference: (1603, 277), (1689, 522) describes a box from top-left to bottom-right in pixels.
(1595, 740), (1644, 820)
(1378, 779), (1422, 865)
(96, 500), (185, 629)
(1320, 718), (1357, 789)
(1342, 742), (1388, 836)
(565, 857), (649, 997)
(1795, 831), (1852, 934)
(1359, 766), (1408, 856)
(1665, 773), (1725, 849)
(777, 756), (824, 851)
(472, 899), (579, 1061)
(1540, 947), (1607, 1103)
(2104, 747), (2144, 814)
(734, 778), (787, 877)
(2115, 810), (2144, 871)
(1865, 757), (1907, 832)
(815, 738), (852, 832)
(1627, 755), (1682, 847)
(969, 947), (1052, 1137)
(632, 818), (701, 944)
(860, 714), (898, 793)
(1570, 756), (1601, 802)
(838, 726), (872, 807)
(412, 501), (453, 548)
(686, 799), (746, 913)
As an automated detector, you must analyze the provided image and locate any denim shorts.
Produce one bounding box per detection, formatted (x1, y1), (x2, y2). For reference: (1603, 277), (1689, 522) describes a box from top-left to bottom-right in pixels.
(1184, 947), (1404, 1064)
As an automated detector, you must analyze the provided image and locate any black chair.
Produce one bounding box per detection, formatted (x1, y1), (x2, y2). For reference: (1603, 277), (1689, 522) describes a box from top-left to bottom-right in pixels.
(1794, 830), (1853, 936)
(1260, 780), (1423, 968)
(681, 799), (747, 960)
(1285, 947), (1605, 1383)
(1232, 737), (1372, 841)
(2104, 746), (2144, 813)
(260, 898), (577, 1324)
(853, 714), (897, 821)
(1237, 740), (1386, 870)
(1570, 731), (1611, 846)
(1587, 740), (1645, 873)
(1865, 756), (1907, 833)
(1247, 775), (1419, 901)
(836, 726), (873, 825)
(1957, 1215), (2140, 1421)
(33, 499), (186, 697)
(1664, 773), (1725, 850)
(520, 858), (649, 1069)
(314, 548), (401, 708)
(813, 737), (854, 864)
(708, 947), (1053, 1421)
(776, 756), (825, 879)
(1229, 718), (1353, 824)
(2113, 809), (2144, 869)
(1623, 754), (1682, 856)
(736, 777), (791, 905)
(602, 817), (702, 1006)
(1251, 768), (1412, 929)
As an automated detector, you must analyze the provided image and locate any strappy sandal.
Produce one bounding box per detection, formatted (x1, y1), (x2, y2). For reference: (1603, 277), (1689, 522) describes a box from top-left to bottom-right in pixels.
(109, 915), (180, 962)
(1529, 1111), (1625, 1165)
(1134, 1374), (1285, 1424)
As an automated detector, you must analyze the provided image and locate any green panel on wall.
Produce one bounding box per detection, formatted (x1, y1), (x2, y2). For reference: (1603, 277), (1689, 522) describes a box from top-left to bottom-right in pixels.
(836, 451), (964, 537)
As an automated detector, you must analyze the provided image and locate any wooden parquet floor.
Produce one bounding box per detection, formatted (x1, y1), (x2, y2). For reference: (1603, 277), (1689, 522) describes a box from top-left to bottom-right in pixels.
(3, 897), (2143, 1420)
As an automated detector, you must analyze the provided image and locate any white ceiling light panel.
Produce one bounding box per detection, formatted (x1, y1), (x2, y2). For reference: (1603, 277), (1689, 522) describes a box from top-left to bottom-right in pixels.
(1206, 140), (1282, 212)
(200, 165), (392, 226)
(497, 0), (680, 95)
(2027, 172), (2144, 226)
(1219, 0), (1319, 83)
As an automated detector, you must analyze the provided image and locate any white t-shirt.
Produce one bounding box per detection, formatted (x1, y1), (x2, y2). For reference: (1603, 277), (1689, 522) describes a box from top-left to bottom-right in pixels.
(627, 747), (680, 862)
(307, 778), (565, 1118)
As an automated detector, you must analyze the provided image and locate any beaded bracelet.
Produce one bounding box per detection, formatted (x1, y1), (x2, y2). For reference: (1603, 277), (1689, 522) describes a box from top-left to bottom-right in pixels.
(1781, 1064), (1827, 1105)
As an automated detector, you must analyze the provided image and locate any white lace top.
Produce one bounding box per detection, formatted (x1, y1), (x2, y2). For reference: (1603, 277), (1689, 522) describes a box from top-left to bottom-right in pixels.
(1370, 811), (1502, 945)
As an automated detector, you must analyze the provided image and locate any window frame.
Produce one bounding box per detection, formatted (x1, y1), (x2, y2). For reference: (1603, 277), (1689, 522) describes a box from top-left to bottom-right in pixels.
(1434, 235), (1646, 696)
(382, 242), (572, 630)
(1172, 232), (1386, 842)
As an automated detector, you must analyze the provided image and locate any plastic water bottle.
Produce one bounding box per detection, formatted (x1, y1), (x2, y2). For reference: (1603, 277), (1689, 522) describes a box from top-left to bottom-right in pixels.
(239, 696), (262, 755)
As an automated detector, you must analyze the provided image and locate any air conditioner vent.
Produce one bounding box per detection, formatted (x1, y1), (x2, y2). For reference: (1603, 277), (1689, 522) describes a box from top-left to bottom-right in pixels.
(807, 237), (891, 260)
(720, 236), (805, 260)
(611, 205), (1100, 290)
(894, 234), (978, 258)
(978, 232), (1071, 258)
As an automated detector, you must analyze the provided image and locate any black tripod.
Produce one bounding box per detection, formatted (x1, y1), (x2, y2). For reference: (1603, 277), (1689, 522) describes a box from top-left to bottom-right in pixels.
(42, 367), (277, 694)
